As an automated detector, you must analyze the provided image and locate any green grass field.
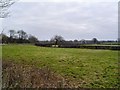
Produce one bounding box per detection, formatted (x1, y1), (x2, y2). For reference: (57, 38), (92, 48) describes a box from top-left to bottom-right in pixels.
(2, 44), (119, 88)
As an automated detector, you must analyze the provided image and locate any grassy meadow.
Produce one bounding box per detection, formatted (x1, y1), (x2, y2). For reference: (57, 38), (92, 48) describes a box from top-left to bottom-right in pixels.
(2, 44), (119, 88)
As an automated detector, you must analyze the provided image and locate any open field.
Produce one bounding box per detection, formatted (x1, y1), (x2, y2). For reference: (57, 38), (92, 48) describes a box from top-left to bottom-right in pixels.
(2, 44), (119, 88)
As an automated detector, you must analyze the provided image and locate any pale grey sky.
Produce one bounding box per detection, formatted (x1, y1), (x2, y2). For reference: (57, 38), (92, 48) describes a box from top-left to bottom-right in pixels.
(1, 0), (118, 40)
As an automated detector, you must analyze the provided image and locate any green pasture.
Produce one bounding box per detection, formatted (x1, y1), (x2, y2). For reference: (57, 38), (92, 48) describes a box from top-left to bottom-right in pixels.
(2, 44), (119, 88)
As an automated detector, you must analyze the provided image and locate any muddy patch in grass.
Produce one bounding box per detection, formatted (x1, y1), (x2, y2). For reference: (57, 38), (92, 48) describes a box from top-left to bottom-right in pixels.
(2, 60), (72, 88)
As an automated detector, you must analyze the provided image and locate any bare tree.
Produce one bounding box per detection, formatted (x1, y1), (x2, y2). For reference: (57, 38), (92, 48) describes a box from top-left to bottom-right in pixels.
(8, 29), (15, 43)
(0, 0), (16, 18)
(1, 33), (8, 43)
(28, 34), (38, 43)
(92, 38), (98, 44)
(51, 35), (64, 45)
(17, 30), (27, 40)
(9, 29), (15, 38)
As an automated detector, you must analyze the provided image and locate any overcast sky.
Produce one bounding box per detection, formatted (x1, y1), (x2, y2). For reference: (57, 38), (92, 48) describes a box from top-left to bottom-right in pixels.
(1, 0), (118, 40)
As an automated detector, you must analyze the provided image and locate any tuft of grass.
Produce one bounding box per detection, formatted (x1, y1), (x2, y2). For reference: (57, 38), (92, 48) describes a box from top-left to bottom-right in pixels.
(2, 44), (119, 88)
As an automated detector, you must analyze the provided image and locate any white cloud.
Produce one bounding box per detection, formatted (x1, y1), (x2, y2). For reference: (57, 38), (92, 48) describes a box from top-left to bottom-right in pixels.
(2, 2), (118, 40)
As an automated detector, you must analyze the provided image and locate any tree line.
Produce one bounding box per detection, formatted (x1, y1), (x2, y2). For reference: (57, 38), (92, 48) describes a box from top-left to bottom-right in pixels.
(1, 30), (38, 44)
(1, 30), (119, 46)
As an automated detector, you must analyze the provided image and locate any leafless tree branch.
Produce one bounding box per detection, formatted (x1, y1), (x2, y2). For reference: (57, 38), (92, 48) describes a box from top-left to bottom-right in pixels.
(0, 0), (16, 18)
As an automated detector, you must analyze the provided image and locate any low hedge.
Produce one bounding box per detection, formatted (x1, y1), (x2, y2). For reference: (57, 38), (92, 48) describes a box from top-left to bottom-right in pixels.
(59, 45), (120, 50)
(35, 43), (120, 50)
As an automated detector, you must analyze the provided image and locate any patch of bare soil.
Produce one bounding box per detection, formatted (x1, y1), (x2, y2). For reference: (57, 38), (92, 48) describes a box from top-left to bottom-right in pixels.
(2, 60), (73, 88)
